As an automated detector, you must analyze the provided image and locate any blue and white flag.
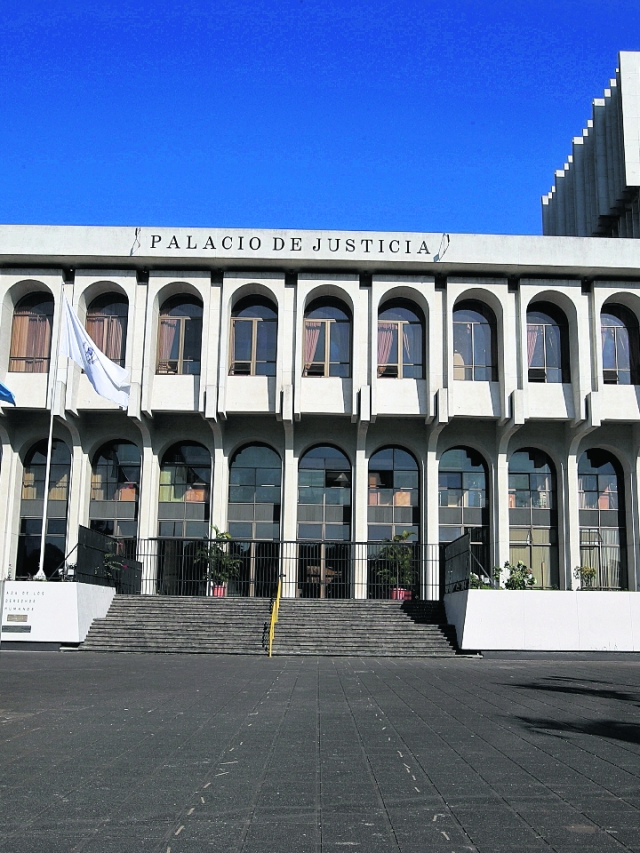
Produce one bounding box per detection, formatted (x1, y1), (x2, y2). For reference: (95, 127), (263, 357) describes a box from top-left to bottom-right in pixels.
(61, 294), (130, 408)
(0, 381), (15, 406)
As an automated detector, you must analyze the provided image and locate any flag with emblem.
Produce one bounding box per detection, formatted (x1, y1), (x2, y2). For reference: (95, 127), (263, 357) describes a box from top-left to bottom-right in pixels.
(61, 294), (130, 408)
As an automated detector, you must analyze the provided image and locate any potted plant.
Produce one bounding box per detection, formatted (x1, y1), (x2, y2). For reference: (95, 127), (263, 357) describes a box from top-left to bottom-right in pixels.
(573, 565), (597, 589)
(196, 528), (241, 597)
(373, 530), (416, 600)
(493, 560), (536, 590)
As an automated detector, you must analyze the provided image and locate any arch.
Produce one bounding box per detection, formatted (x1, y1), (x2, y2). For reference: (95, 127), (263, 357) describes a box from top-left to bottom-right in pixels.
(577, 448), (627, 589)
(9, 292), (54, 373)
(302, 296), (351, 378)
(86, 292), (129, 366)
(368, 446), (420, 541)
(158, 441), (211, 538)
(377, 299), (425, 379)
(89, 440), (141, 546)
(157, 294), (203, 375)
(508, 448), (558, 588)
(526, 301), (570, 384)
(452, 299), (498, 382)
(229, 295), (277, 376)
(438, 446), (490, 573)
(17, 439), (71, 578)
(600, 302), (640, 385)
(228, 443), (282, 540)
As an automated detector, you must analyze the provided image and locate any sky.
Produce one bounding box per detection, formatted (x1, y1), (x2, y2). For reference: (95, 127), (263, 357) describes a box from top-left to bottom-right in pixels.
(1, 0), (640, 235)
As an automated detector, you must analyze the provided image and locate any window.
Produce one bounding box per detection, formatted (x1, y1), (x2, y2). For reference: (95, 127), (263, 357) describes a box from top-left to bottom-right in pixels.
(157, 295), (203, 375)
(17, 439), (70, 578)
(526, 303), (570, 383)
(228, 444), (281, 540)
(229, 296), (277, 376)
(9, 293), (54, 373)
(298, 446), (351, 540)
(227, 444), (281, 598)
(601, 304), (640, 385)
(578, 449), (626, 589)
(158, 442), (211, 539)
(452, 300), (497, 381)
(89, 441), (141, 542)
(303, 298), (351, 377)
(377, 301), (424, 378)
(508, 449), (558, 588)
(368, 447), (419, 541)
(86, 293), (128, 366)
(438, 447), (489, 574)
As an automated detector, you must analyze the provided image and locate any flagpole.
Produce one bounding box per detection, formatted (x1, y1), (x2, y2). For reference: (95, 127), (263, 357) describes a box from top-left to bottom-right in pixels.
(36, 295), (63, 580)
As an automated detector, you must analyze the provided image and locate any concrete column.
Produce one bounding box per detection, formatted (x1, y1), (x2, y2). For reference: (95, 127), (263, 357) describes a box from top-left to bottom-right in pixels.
(352, 422), (369, 598)
(0, 426), (19, 579)
(280, 421), (297, 597)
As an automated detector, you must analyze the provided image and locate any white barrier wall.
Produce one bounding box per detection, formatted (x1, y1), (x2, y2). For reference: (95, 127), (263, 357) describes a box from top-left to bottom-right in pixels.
(444, 590), (640, 652)
(1, 582), (115, 645)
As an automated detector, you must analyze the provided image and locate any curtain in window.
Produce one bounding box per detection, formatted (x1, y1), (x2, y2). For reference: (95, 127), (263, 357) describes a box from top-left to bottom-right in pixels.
(527, 325), (541, 366)
(158, 318), (179, 370)
(377, 322), (395, 373)
(10, 314), (52, 371)
(86, 316), (126, 363)
(304, 320), (322, 369)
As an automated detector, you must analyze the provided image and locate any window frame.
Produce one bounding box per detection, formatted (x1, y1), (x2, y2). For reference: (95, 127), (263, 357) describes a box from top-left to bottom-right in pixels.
(526, 302), (570, 384)
(452, 300), (498, 382)
(302, 299), (351, 378)
(156, 296), (203, 376)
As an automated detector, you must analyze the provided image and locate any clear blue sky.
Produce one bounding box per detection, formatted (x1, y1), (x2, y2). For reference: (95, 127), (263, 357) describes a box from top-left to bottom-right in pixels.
(2, 0), (639, 235)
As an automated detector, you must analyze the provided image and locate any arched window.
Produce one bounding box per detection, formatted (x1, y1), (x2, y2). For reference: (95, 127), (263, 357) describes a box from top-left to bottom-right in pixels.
(86, 293), (128, 366)
(229, 296), (277, 376)
(303, 298), (351, 378)
(17, 439), (70, 578)
(157, 295), (203, 375)
(439, 446), (489, 573)
(578, 449), (626, 589)
(89, 441), (141, 546)
(601, 304), (640, 385)
(9, 293), (54, 373)
(228, 444), (281, 540)
(298, 445), (351, 598)
(452, 300), (497, 381)
(228, 444), (281, 598)
(526, 303), (570, 383)
(368, 447), (419, 541)
(158, 442), (211, 539)
(509, 449), (558, 588)
(377, 300), (424, 378)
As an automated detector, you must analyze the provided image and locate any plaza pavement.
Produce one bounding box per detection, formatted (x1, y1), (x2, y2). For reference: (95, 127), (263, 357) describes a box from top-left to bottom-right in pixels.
(1, 651), (640, 852)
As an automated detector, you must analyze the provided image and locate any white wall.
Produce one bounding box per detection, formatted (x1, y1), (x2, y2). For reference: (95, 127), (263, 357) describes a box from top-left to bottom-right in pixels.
(445, 589), (640, 651)
(1, 581), (114, 644)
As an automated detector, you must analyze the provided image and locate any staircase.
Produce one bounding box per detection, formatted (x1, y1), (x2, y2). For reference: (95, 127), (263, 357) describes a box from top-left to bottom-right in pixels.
(272, 600), (458, 656)
(80, 596), (458, 656)
(80, 596), (272, 654)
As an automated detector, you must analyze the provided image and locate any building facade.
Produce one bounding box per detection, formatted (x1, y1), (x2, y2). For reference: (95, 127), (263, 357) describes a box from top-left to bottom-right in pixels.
(0, 226), (639, 598)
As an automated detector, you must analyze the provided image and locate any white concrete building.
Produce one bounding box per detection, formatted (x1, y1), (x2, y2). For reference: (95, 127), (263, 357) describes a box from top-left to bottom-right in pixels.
(1, 224), (640, 601)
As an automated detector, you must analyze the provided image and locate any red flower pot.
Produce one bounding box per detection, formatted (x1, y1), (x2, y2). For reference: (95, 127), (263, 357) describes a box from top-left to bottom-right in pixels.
(391, 587), (412, 601)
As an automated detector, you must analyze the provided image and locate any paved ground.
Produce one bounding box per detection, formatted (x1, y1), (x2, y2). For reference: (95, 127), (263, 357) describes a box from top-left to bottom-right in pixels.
(1, 653), (640, 853)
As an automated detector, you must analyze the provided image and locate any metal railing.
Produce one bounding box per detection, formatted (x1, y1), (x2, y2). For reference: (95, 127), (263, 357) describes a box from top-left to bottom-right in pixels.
(268, 576), (283, 657)
(120, 538), (441, 600)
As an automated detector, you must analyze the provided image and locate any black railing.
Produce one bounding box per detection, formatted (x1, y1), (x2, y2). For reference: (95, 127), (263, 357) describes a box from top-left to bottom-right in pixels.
(443, 533), (496, 594)
(125, 538), (441, 600)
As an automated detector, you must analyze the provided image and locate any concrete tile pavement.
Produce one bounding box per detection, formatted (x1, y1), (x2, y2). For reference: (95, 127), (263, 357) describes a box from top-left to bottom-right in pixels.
(0, 652), (639, 852)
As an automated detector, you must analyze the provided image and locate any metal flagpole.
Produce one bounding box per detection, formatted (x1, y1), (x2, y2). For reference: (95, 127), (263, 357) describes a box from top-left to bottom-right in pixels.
(35, 297), (63, 580)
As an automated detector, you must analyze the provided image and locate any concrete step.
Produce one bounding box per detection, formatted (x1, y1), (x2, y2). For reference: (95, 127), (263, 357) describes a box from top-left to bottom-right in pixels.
(80, 594), (458, 656)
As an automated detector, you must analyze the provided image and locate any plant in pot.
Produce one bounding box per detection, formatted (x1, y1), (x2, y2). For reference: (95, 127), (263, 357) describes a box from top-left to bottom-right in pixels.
(573, 565), (597, 589)
(196, 528), (241, 597)
(493, 560), (536, 590)
(373, 530), (416, 600)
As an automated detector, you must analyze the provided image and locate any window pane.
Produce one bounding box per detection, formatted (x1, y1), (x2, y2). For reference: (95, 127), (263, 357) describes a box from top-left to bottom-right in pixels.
(473, 322), (492, 368)
(330, 321), (350, 364)
(545, 323), (562, 369)
(528, 325), (544, 367)
(256, 319), (277, 363)
(453, 323), (472, 367)
(234, 320), (253, 361)
(601, 327), (617, 369)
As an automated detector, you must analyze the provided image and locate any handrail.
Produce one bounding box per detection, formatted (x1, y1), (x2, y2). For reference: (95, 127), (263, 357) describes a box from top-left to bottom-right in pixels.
(268, 576), (283, 657)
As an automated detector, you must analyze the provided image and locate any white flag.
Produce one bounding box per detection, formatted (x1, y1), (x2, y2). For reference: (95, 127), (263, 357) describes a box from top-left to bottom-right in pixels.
(61, 294), (131, 408)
